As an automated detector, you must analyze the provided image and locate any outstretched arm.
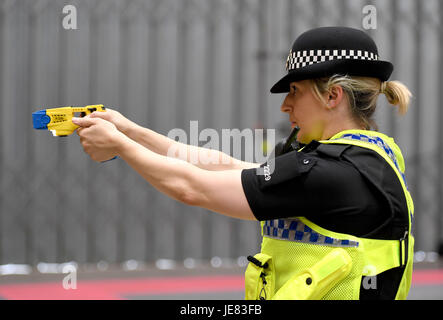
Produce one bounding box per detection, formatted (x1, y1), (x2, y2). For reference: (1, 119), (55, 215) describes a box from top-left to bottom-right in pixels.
(89, 109), (259, 171)
(73, 116), (257, 221)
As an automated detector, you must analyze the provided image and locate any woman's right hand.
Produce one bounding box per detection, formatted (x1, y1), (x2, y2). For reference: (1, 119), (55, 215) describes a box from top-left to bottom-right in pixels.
(89, 108), (136, 135)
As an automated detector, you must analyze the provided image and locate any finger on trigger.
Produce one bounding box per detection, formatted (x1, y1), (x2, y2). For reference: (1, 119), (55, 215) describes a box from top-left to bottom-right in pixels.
(72, 116), (96, 128)
(90, 111), (107, 120)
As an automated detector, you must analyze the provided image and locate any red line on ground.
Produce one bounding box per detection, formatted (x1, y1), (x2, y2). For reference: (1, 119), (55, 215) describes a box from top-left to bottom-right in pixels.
(0, 275), (245, 300)
(411, 269), (443, 285)
(0, 269), (441, 300)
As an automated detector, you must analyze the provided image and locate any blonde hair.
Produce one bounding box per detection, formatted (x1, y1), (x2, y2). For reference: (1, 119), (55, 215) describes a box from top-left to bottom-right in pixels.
(310, 75), (412, 130)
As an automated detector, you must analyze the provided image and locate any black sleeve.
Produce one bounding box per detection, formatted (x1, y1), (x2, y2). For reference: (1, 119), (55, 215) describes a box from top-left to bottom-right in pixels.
(241, 149), (385, 224)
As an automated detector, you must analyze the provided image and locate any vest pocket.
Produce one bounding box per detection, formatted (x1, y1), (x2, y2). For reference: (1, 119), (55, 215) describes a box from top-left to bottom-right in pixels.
(272, 248), (353, 300)
(244, 253), (275, 300)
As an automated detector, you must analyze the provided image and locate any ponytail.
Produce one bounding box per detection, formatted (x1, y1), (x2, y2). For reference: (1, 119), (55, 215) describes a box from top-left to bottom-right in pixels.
(381, 80), (412, 115)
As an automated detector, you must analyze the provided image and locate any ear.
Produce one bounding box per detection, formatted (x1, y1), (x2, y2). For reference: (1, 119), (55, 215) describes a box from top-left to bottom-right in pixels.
(326, 85), (344, 109)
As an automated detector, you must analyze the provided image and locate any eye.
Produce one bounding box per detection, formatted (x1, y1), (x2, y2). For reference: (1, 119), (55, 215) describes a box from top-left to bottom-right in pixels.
(290, 85), (297, 95)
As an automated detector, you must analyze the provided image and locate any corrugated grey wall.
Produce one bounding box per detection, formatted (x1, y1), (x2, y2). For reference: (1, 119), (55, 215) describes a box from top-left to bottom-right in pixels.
(0, 0), (441, 265)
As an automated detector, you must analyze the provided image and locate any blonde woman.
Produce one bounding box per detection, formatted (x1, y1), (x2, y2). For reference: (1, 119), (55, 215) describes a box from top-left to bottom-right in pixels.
(73, 27), (414, 300)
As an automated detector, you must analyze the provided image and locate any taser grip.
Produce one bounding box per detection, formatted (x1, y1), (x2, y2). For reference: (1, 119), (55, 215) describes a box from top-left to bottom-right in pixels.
(32, 104), (117, 162)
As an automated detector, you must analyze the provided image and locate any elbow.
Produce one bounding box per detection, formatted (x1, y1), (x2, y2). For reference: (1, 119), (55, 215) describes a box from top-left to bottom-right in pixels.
(177, 189), (202, 207)
(174, 182), (204, 207)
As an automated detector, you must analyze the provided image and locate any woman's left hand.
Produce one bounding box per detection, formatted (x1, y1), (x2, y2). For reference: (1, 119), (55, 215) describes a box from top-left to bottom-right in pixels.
(73, 116), (123, 162)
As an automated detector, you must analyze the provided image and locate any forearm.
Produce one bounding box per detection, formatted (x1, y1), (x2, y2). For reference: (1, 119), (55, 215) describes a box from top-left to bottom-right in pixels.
(124, 124), (259, 171)
(115, 133), (195, 202)
(115, 133), (256, 220)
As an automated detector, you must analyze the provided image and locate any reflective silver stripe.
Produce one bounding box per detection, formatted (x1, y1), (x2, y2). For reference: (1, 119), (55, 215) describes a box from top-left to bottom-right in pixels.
(263, 218), (359, 248)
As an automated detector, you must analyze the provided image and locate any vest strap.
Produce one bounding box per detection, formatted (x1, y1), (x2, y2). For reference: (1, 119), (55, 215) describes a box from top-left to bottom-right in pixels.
(361, 236), (405, 275)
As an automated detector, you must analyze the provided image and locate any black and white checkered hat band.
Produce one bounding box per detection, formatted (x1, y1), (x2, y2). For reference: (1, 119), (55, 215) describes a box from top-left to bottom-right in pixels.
(286, 49), (379, 71)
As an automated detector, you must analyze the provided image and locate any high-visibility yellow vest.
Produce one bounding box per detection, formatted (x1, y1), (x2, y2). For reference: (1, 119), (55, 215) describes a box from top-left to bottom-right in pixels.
(245, 129), (414, 300)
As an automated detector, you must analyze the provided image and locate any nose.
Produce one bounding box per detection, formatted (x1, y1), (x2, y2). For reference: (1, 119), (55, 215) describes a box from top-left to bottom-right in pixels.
(280, 94), (292, 113)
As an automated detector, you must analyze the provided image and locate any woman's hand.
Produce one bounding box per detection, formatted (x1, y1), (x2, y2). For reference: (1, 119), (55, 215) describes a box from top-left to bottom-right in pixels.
(73, 116), (125, 162)
(89, 108), (136, 135)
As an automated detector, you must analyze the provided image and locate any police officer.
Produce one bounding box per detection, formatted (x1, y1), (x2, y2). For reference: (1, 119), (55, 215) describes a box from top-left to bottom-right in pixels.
(73, 26), (414, 300)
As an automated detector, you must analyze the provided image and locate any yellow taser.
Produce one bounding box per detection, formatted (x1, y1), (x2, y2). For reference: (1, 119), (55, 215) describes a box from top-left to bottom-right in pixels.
(32, 104), (106, 136)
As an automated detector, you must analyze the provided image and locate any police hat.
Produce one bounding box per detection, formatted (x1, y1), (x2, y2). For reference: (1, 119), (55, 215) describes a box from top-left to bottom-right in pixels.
(270, 27), (393, 93)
